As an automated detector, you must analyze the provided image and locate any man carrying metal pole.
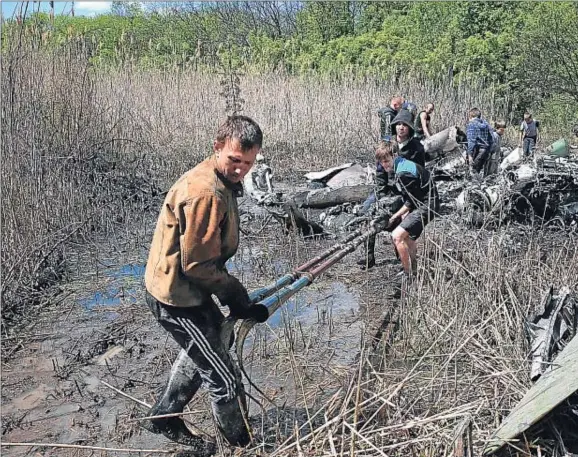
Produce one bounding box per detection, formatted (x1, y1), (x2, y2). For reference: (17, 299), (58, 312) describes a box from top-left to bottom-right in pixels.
(143, 116), (269, 455)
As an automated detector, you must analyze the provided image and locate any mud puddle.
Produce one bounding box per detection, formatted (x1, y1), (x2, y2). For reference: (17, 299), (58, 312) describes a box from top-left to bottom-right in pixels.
(79, 263), (144, 310)
(1, 224), (379, 456)
(80, 254), (359, 331)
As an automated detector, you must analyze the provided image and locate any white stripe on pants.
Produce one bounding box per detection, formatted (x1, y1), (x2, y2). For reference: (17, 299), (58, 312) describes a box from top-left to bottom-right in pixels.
(176, 316), (237, 402)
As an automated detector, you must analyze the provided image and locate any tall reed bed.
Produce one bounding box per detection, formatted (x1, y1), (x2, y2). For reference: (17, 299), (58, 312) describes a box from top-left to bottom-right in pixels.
(0, 44), (507, 332)
(240, 221), (577, 456)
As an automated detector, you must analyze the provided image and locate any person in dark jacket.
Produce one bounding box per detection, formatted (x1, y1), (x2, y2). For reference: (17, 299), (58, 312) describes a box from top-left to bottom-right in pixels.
(378, 96), (403, 140)
(378, 141), (439, 277)
(357, 140), (439, 272)
(391, 109), (427, 166)
(358, 110), (428, 269)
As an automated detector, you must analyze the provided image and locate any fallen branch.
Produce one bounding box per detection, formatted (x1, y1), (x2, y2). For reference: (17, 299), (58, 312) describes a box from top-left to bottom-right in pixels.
(127, 410), (200, 423)
(99, 379), (150, 409)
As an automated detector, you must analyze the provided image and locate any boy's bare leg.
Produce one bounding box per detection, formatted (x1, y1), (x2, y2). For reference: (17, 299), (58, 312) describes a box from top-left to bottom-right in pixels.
(392, 227), (415, 275)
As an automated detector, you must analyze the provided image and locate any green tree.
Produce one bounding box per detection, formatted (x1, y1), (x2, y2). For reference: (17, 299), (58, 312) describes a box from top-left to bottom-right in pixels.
(296, 2), (354, 43)
(516, 2), (578, 103)
(111, 2), (143, 17)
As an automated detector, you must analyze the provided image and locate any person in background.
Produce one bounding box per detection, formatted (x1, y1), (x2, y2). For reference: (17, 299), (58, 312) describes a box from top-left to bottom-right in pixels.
(519, 112), (540, 157)
(466, 107), (493, 179)
(485, 120), (506, 176)
(414, 103), (435, 140)
(402, 100), (418, 124)
(378, 96), (404, 140)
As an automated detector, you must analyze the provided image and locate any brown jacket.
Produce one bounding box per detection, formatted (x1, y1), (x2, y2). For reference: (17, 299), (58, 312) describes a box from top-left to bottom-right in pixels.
(145, 155), (242, 307)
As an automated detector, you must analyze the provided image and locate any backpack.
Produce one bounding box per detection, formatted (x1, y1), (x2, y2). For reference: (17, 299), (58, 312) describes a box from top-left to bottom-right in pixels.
(378, 106), (397, 139)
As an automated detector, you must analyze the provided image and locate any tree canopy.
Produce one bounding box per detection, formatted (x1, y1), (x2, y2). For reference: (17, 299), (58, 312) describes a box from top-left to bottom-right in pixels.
(3, 1), (578, 116)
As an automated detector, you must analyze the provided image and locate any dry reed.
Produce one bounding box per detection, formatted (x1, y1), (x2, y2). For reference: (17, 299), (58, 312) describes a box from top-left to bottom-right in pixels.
(3, 38), (576, 457)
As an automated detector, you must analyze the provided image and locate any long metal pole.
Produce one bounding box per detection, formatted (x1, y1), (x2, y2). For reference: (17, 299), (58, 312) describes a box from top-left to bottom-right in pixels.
(233, 218), (387, 379)
(247, 227), (366, 303)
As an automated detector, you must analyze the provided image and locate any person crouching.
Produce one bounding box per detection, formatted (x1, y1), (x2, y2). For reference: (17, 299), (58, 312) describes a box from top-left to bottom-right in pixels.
(376, 140), (439, 279)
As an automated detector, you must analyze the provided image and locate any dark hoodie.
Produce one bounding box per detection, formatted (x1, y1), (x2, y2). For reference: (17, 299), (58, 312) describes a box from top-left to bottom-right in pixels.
(391, 109), (427, 167)
(374, 109), (428, 198)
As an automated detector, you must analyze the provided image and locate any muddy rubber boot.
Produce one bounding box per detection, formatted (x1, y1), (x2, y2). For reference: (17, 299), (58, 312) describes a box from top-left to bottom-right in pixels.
(357, 233), (376, 270)
(144, 350), (215, 454)
(212, 389), (251, 447)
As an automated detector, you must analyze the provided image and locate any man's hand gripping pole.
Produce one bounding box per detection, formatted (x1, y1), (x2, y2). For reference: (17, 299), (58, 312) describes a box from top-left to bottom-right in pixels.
(221, 213), (389, 394)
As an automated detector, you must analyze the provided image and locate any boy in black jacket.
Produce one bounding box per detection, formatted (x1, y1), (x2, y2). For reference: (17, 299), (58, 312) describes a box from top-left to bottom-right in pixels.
(358, 140), (439, 273)
(377, 141), (439, 276)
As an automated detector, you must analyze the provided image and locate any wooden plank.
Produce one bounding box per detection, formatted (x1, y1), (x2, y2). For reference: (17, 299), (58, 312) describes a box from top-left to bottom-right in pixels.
(484, 334), (578, 454)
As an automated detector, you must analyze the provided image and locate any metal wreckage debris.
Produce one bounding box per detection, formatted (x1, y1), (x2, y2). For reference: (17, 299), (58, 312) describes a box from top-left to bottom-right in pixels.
(455, 155), (578, 229)
(242, 126), (465, 234)
(245, 132), (578, 235)
(527, 286), (577, 382)
(484, 286), (578, 456)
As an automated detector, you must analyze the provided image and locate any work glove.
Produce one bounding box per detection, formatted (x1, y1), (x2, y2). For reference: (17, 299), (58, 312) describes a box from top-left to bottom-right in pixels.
(217, 277), (269, 323)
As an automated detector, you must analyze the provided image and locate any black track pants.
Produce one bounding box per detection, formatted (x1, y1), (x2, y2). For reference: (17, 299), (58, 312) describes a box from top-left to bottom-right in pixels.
(146, 292), (250, 447)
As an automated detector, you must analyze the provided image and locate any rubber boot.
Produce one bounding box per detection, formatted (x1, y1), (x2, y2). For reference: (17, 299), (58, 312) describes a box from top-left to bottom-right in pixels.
(356, 233), (376, 270)
(212, 387), (251, 447)
(144, 350), (216, 455)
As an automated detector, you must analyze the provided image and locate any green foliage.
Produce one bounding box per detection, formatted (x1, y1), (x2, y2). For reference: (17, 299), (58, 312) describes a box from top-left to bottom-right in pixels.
(296, 2), (354, 43)
(536, 95), (578, 138)
(3, 1), (577, 110)
(111, 1), (143, 17)
(516, 2), (578, 103)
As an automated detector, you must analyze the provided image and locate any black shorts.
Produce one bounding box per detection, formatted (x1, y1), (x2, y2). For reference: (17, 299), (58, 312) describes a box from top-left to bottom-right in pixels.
(399, 196), (439, 240)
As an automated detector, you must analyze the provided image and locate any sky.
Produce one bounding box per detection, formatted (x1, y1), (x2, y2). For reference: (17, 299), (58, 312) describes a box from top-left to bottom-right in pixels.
(1, 1), (113, 19)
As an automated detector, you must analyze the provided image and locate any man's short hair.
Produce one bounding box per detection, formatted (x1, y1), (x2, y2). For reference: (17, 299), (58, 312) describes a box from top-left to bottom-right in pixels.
(216, 115), (263, 151)
(375, 140), (398, 163)
(391, 96), (404, 106)
(523, 112), (532, 120)
(469, 108), (481, 119)
(495, 120), (506, 129)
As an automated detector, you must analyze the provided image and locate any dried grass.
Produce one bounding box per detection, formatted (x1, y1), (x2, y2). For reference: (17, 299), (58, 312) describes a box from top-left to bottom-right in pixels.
(3, 37), (577, 457)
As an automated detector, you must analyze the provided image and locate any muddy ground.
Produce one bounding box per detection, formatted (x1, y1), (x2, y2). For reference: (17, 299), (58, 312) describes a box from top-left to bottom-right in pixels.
(0, 179), (406, 457)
